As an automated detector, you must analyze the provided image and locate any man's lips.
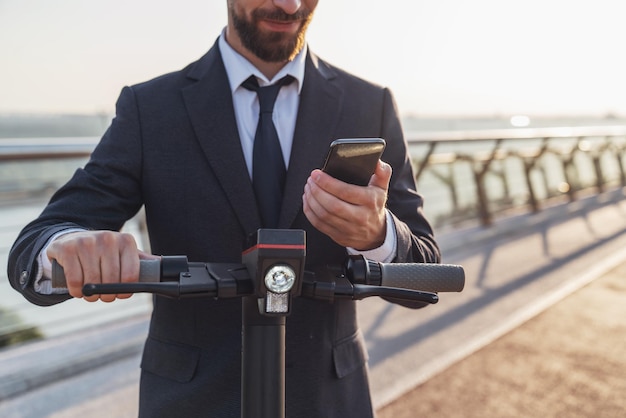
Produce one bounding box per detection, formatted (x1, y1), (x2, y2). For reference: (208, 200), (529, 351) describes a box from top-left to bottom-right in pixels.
(259, 18), (301, 33)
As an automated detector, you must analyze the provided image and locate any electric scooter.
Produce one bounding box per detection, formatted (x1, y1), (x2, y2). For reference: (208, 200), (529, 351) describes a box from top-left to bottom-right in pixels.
(52, 229), (465, 418)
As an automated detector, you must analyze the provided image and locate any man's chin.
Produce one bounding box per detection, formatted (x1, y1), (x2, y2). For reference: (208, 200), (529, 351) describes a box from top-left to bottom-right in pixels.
(254, 34), (302, 62)
(232, 11), (307, 62)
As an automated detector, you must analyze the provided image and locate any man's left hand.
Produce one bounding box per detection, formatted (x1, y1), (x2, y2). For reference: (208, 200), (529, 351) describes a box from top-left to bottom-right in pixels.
(302, 160), (392, 250)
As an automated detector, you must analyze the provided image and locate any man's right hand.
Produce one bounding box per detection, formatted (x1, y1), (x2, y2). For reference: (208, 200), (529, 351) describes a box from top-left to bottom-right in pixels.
(46, 230), (152, 302)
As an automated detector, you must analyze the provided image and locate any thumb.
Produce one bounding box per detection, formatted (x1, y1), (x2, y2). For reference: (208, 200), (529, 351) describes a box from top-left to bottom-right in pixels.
(369, 160), (392, 190)
(138, 250), (160, 261)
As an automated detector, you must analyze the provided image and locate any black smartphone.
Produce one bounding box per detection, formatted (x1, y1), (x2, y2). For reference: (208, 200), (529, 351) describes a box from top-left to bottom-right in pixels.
(321, 138), (386, 186)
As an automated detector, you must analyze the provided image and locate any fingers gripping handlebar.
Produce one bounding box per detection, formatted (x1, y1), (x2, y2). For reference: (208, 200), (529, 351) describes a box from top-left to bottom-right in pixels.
(52, 257), (252, 299)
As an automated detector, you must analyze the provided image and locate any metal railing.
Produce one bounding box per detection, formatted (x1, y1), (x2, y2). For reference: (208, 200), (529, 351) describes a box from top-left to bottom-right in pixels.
(2, 127), (626, 227)
(0, 137), (98, 203)
(406, 125), (626, 227)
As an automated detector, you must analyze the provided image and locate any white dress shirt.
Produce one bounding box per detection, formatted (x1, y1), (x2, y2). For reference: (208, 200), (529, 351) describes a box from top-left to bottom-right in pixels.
(218, 32), (303, 178)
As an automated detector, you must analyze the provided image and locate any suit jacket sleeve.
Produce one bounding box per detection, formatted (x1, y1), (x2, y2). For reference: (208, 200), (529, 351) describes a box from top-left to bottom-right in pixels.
(7, 86), (145, 306)
(378, 88), (440, 265)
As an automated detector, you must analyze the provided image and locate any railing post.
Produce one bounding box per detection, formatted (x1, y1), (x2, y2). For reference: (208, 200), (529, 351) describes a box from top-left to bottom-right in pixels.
(616, 145), (626, 188)
(523, 158), (540, 213)
(473, 169), (492, 227)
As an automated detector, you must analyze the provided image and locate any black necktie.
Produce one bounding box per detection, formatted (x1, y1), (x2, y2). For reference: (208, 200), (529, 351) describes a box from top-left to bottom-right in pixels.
(242, 75), (295, 228)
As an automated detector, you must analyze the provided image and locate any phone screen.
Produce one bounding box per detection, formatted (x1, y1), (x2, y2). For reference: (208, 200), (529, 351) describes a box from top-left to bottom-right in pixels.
(322, 138), (386, 186)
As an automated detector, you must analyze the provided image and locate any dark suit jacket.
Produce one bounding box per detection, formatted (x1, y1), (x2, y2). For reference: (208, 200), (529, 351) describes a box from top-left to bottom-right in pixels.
(8, 40), (439, 417)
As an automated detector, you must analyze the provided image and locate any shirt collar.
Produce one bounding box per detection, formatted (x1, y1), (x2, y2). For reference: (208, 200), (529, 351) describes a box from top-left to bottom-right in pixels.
(218, 28), (306, 94)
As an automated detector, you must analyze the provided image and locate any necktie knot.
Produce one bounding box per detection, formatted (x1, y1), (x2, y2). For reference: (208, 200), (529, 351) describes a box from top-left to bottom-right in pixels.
(242, 75), (295, 114)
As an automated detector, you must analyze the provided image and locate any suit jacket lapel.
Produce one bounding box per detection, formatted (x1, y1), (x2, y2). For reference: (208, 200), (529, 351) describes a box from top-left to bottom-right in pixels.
(182, 42), (261, 235)
(280, 52), (343, 228)
(181, 43), (343, 233)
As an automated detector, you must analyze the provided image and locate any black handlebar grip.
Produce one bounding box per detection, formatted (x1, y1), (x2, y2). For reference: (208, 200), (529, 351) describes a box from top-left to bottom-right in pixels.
(51, 259), (162, 289)
(379, 263), (465, 292)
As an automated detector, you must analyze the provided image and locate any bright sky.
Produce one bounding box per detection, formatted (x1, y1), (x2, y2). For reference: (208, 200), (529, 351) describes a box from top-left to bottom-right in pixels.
(1, 0), (625, 117)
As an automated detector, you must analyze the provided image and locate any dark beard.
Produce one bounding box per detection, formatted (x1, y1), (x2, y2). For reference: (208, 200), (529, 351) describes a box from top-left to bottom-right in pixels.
(230, 6), (313, 62)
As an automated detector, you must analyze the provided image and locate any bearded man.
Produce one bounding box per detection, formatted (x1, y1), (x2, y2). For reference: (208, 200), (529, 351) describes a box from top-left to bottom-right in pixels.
(8, 1), (440, 417)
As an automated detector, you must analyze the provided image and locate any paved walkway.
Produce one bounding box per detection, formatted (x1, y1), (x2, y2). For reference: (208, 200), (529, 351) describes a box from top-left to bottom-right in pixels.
(364, 188), (626, 407)
(1, 189), (626, 417)
(378, 256), (626, 418)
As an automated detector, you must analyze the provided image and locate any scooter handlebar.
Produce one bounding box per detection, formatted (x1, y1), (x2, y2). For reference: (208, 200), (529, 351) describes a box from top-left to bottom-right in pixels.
(51, 256), (465, 304)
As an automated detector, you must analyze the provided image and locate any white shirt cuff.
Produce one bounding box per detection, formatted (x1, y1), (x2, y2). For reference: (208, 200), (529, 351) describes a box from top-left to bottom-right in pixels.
(35, 228), (86, 294)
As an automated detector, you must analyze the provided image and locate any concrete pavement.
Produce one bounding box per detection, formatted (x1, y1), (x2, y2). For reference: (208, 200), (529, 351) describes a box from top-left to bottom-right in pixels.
(378, 250), (626, 417)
